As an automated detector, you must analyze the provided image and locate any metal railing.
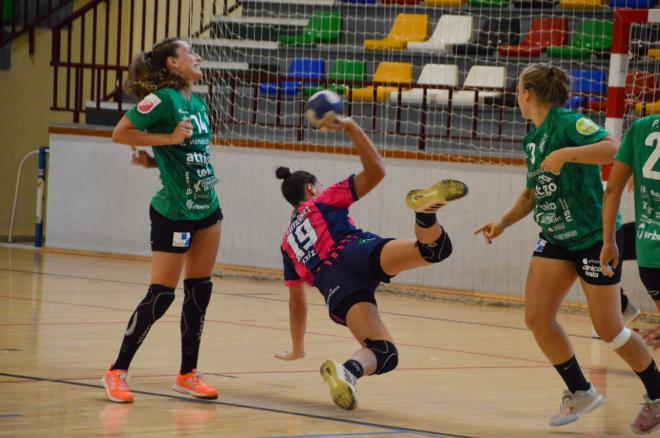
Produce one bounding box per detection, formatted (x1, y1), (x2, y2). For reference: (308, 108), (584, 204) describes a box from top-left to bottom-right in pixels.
(0, 0), (74, 53)
(50, 0), (238, 122)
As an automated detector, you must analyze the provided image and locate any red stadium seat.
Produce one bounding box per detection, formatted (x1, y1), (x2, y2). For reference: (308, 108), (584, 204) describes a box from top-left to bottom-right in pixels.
(498, 18), (568, 57)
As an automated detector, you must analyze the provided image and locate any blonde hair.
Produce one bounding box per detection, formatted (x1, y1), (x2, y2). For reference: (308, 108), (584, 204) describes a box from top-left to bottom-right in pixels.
(519, 63), (571, 107)
(124, 38), (188, 99)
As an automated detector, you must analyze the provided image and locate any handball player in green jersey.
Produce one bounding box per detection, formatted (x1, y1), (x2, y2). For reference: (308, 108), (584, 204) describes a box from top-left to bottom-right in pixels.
(475, 64), (660, 433)
(601, 114), (660, 433)
(102, 38), (221, 403)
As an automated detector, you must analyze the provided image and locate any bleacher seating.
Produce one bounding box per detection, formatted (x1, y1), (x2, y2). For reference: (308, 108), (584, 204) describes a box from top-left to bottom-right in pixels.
(305, 60), (366, 96)
(445, 65), (507, 106)
(350, 62), (413, 102)
(546, 19), (612, 59)
(453, 18), (519, 56)
(279, 11), (342, 46)
(498, 18), (568, 57)
(636, 101), (660, 115)
(259, 58), (325, 96)
(364, 14), (428, 50)
(389, 64), (459, 105)
(559, 0), (605, 9)
(425, 0), (466, 5)
(567, 69), (607, 109)
(407, 15), (473, 53)
(609, 0), (657, 7)
(630, 24), (660, 58)
(586, 72), (658, 112)
(469, 0), (510, 6)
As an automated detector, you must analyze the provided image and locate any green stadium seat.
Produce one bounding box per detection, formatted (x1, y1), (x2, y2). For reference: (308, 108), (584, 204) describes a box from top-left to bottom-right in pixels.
(468, 0), (510, 7)
(546, 19), (612, 59)
(304, 60), (366, 97)
(279, 11), (342, 46)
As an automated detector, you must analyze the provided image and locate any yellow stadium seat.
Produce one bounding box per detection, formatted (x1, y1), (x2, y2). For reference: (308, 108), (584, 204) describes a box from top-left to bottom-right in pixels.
(559, 0), (605, 8)
(364, 14), (427, 51)
(350, 62), (413, 102)
(425, 0), (466, 6)
(648, 48), (660, 59)
(636, 100), (660, 115)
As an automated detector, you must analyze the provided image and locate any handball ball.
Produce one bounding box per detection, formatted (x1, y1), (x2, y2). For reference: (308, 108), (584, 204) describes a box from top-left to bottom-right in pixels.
(306, 90), (343, 128)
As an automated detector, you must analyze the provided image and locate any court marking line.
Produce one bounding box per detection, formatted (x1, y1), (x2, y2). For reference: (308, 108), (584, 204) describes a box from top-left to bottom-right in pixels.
(0, 292), (548, 365)
(0, 414), (22, 418)
(0, 267), (596, 340)
(0, 372), (473, 438)
(263, 432), (430, 437)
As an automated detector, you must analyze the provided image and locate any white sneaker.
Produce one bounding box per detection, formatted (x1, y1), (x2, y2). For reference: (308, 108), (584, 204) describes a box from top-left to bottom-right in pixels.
(631, 396), (660, 435)
(549, 385), (604, 426)
(592, 300), (641, 339)
(320, 359), (358, 410)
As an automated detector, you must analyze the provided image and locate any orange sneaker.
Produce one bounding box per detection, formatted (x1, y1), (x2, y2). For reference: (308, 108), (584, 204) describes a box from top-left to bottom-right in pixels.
(172, 370), (218, 399)
(102, 368), (134, 403)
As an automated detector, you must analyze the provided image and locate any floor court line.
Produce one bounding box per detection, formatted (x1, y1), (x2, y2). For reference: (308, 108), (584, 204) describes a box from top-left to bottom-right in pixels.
(0, 266), (597, 340)
(0, 372), (473, 438)
(262, 431), (435, 437)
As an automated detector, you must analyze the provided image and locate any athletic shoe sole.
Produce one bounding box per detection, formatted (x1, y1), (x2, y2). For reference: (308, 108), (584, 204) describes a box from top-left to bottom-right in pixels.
(549, 395), (604, 426)
(101, 377), (133, 403)
(320, 360), (357, 410)
(172, 384), (218, 399)
(631, 420), (660, 435)
(405, 179), (468, 212)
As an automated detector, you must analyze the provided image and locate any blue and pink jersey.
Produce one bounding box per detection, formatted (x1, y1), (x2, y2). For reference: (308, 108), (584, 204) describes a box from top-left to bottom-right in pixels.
(281, 175), (362, 286)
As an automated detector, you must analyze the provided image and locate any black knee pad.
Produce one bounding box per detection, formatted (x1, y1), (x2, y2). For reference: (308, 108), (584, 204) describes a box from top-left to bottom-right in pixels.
(143, 284), (176, 321)
(416, 230), (452, 263)
(365, 338), (398, 375)
(183, 277), (213, 311)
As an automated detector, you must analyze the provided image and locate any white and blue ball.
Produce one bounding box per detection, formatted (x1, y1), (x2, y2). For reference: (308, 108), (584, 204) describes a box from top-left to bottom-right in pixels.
(306, 90), (343, 128)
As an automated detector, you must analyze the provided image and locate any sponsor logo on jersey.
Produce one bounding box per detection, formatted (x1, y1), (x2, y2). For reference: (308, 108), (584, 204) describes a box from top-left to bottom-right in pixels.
(581, 258), (602, 278)
(137, 93), (161, 114)
(172, 231), (191, 248)
(576, 117), (599, 135)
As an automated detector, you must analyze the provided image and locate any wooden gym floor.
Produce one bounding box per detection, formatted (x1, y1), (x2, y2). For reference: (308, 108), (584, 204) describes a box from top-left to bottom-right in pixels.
(0, 246), (653, 437)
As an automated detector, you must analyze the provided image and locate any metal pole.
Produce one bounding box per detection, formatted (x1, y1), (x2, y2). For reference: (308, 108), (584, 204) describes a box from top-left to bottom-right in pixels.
(8, 149), (39, 243)
(34, 147), (49, 247)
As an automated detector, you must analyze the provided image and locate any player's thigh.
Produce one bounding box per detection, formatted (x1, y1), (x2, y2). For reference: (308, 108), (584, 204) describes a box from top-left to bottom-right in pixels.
(581, 280), (623, 338)
(151, 251), (186, 288)
(346, 302), (394, 345)
(184, 221), (221, 279)
(379, 239), (429, 277)
(525, 256), (577, 322)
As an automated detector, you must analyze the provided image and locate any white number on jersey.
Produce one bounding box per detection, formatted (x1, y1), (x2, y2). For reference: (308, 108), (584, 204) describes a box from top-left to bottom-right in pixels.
(643, 132), (660, 181)
(286, 218), (318, 261)
(190, 113), (209, 134)
(528, 143), (536, 165)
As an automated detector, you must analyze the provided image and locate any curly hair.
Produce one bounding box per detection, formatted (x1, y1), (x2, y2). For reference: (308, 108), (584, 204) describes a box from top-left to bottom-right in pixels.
(124, 38), (189, 99)
(519, 63), (572, 107)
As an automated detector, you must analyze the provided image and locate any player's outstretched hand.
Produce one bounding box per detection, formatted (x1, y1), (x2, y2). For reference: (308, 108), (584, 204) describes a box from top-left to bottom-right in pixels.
(643, 325), (660, 350)
(319, 116), (352, 132)
(275, 350), (305, 361)
(599, 243), (619, 277)
(169, 119), (194, 144)
(130, 148), (156, 168)
(474, 220), (506, 244)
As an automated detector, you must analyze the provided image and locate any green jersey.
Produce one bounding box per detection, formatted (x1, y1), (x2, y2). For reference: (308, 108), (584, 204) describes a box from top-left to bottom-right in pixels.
(126, 87), (219, 221)
(614, 115), (660, 268)
(524, 107), (619, 250)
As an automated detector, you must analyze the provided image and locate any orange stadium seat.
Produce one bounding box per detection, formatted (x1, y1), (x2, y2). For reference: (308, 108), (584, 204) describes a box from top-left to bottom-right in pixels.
(364, 14), (428, 51)
(349, 62), (413, 102)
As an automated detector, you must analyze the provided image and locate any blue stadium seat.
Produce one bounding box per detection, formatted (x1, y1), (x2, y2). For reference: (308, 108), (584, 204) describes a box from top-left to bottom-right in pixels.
(609, 0), (657, 7)
(259, 58), (326, 97)
(568, 70), (607, 110)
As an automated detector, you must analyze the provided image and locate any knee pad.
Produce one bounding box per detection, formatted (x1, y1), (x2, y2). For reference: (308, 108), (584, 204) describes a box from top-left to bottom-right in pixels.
(416, 230), (452, 263)
(607, 327), (632, 350)
(143, 284), (176, 322)
(183, 277), (213, 311)
(365, 338), (398, 375)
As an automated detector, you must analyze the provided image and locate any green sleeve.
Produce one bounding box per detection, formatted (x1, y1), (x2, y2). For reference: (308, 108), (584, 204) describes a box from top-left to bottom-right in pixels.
(125, 89), (175, 131)
(562, 113), (609, 147)
(525, 167), (536, 189)
(614, 121), (636, 166)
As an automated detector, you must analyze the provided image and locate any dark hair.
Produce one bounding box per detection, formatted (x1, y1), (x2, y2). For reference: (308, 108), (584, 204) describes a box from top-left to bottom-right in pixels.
(520, 63), (571, 107)
(124, 37), (188, 99)
(276, 166), (317, 207)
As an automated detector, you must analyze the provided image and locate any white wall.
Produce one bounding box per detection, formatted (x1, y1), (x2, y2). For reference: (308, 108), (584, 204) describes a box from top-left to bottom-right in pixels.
(47, 131), (652, 309)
